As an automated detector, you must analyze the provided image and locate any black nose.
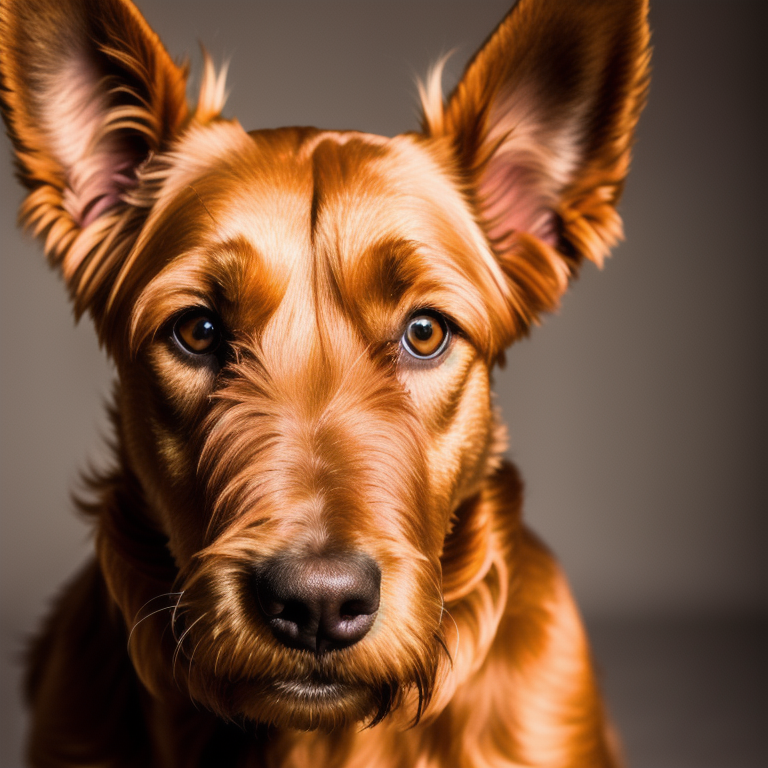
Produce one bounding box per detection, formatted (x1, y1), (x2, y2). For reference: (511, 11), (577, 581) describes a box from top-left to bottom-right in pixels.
(254, 553), (381, 654)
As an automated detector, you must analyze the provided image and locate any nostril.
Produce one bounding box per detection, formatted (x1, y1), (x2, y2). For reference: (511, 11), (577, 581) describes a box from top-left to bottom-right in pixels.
(257, 593), (284, 617)
(253, 553), (381, 654)
(337, 587), (379, 619)
(279, 601), (308, 623)
(339, 599), (369, 619)
(262, 597), (308, 625)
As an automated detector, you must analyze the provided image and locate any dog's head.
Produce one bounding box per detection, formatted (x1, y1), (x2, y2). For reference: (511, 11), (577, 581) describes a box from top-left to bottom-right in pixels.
(0, 0), (649, 730)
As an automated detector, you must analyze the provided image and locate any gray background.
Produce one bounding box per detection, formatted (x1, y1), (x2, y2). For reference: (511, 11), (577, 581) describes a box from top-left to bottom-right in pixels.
(1, 1), (765, 766)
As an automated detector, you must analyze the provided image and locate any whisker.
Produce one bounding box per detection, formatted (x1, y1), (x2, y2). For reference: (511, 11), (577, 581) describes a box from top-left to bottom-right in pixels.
(127, 592), (184, 650)
(131, 592), (184, 626)
(172, 613), (207, 682)
(127, 605), (175, 649)
(170, 591), (186, 641)
(188, 634), (206, 677)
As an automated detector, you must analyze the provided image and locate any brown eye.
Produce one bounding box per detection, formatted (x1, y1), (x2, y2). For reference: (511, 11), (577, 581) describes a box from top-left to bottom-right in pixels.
(173, 310), (221, 355)
(402, 313), (449, 359)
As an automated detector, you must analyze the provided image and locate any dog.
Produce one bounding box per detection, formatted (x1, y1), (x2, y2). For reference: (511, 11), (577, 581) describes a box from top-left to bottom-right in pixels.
(0, 0), (650, 764)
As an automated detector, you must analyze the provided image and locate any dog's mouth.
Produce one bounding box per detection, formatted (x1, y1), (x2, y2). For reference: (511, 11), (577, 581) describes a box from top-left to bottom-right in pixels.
(176, 628), (435, 730)
(272, 677), (348, 701)
(223, 672), (387, 730)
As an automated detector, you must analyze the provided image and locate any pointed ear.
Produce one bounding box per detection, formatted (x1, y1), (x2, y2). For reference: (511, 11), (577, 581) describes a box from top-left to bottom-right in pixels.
(0, 0), (191, 316)
(422, 0), (650, 338)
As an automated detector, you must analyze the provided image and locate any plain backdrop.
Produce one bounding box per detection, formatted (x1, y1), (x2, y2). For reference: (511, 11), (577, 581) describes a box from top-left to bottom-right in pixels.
(1, 0), (765, 765)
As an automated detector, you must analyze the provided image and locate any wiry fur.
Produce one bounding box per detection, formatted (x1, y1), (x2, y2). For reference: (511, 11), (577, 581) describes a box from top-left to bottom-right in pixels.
(0, 0), (650, 765)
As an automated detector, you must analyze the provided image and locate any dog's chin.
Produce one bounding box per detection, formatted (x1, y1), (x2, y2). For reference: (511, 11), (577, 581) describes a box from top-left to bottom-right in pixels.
(190, 672), (399, 731)
(244, 679), (383, 731)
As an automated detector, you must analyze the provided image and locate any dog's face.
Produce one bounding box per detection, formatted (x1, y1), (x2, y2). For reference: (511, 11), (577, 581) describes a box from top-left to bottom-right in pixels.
(0, 0), (649, 730)
(120, 126), (506, 726)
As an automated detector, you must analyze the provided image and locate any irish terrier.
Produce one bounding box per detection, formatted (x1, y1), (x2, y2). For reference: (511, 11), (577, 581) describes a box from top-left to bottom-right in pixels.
(0, 0), (650, 764)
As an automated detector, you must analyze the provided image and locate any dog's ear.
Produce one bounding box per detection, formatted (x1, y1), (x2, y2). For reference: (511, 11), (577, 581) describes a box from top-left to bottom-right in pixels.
(0, 0), (196, 319)
(422, 0), (650, 341)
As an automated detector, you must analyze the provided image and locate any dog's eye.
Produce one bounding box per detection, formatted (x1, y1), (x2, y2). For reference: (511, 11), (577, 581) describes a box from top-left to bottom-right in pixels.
(402, 313), (450, 359)
(173, 310), (221, 355)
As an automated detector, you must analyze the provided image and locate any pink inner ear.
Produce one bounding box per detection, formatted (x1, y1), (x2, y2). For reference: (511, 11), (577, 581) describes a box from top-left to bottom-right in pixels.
(481, 160), (559, 248)
(478, 88), (583, 250)
(42, 54), (137, 227)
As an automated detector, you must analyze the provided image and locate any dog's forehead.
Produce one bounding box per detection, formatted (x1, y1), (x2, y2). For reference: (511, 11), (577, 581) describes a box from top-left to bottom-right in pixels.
(152, 123), (500, 342)
(198, 127), (476, 269)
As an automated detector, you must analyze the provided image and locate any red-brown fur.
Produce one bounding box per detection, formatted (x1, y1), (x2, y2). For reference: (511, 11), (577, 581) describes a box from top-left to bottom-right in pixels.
(0, 0), (650, 765)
